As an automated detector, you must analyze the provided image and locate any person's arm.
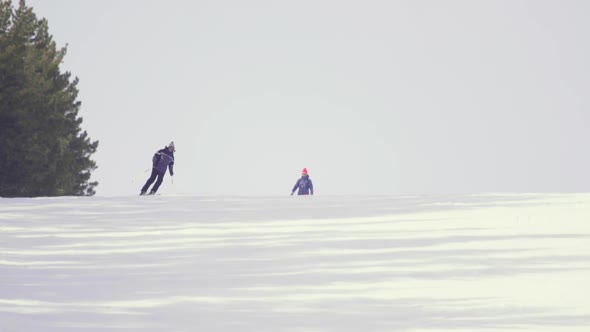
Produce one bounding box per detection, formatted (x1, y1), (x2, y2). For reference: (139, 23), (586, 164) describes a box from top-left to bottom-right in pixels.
(168, 160), (174, 176)
(291, 179), (300, 195)
(152, 151), (162, 167)
(309, 179), (314, 195)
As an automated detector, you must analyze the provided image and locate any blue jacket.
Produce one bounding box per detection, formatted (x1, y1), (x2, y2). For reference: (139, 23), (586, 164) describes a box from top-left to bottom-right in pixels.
(292, 175), (313, 195)
(153, 147), (174, 175)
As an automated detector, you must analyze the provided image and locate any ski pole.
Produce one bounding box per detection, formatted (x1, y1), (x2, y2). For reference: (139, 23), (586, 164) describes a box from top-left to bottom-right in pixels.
(132, 168), (152, 183)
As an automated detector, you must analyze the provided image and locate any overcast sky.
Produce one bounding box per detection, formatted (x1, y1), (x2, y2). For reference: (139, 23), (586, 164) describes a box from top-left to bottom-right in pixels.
(27, 0), (590, 196)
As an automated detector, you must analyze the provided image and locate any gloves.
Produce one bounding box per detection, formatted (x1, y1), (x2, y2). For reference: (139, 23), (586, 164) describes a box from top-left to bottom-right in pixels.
(290, 192), (294, 196)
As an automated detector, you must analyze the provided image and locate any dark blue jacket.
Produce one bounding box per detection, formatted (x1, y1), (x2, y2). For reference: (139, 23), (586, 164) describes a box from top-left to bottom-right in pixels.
(153, 147), (174, 175)
(292, 175), (313, 195)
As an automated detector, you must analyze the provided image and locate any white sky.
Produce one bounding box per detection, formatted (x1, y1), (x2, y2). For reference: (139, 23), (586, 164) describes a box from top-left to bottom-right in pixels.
(26, 0), (590, 196)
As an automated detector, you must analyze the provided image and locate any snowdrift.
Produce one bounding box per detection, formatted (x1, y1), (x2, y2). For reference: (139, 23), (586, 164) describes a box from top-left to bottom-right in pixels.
(1, 194), (590, 331)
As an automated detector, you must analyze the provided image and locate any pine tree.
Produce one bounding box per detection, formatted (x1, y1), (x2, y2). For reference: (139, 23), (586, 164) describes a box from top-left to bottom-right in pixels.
(0, 0), (98, 197)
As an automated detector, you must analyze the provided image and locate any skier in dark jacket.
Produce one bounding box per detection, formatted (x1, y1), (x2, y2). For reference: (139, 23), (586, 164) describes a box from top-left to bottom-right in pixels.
(140, 142), (175, 195)
(291, 168), (314, 195)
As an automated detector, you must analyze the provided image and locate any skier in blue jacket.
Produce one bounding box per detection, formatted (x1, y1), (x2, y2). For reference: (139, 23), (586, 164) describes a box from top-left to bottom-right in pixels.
(291, 168), (314, 195)
(140, 142), (175, 195)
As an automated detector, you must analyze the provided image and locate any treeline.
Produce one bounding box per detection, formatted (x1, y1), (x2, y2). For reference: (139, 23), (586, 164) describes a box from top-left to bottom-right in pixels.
(0, 0), (98, 197)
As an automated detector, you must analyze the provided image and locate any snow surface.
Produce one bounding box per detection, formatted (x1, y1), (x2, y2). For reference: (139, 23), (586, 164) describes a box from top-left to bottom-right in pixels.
(1, 194), (590, 331)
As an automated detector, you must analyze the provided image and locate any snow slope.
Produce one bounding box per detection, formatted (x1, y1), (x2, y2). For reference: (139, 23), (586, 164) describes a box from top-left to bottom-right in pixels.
(1, 194), (590, 331)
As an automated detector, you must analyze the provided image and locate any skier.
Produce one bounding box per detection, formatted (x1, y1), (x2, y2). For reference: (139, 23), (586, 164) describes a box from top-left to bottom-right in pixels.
(291, 168), (314, 196)
(140, 141), (175, 195)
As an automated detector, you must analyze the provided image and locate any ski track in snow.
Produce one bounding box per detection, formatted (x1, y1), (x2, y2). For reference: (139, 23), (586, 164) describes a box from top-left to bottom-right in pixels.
(1, 194), (590, 331)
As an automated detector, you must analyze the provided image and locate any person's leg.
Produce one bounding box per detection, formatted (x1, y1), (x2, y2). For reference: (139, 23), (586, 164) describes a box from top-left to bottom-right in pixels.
(150, 171), (165, 194)
(141, 169), (158, 194)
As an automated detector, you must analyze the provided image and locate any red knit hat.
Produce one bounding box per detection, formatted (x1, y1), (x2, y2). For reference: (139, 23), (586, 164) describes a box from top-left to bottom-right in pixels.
(302, 168), (308, 174)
